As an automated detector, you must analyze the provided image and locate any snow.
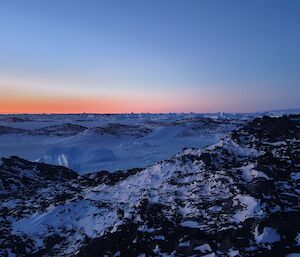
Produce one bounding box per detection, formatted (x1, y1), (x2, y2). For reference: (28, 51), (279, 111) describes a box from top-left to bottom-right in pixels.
(295, 233), (300, 245)
(202, 253), (216, 257)
(232, 195), (261, 222)
(254, 226), (281, 244)
(263, 141), (286, 146)
(194, 243), (212, 252)
(291, 172), (300, 180)
(178, 240), (190, 246)
(10, 133), (260, 253)
(240, 163), (269, 181)
(6, 113), (298, 255)
(153, 235), (165, 240)
(113, 251), (121, 257)
(13, 199), (119, 251)
(180, 220), (202, 228)
(227, 249), (240, 257)
(137, 225), (157, 233)
(207, 139), (224, 150)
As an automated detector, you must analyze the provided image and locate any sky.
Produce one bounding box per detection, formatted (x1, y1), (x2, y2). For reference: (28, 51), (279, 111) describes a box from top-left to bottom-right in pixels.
(0, 0), (299, 113)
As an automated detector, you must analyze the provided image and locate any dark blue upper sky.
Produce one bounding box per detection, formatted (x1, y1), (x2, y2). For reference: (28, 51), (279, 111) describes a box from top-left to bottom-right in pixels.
(0, 0), (299, 113)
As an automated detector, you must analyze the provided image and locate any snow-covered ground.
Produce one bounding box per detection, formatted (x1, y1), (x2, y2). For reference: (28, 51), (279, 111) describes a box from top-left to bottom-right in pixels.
(1, 113), (300, 256)
(0, 113), (240, 173)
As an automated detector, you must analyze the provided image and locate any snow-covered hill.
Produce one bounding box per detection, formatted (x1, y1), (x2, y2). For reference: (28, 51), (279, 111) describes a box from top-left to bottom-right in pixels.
(1, 115), (299, 256)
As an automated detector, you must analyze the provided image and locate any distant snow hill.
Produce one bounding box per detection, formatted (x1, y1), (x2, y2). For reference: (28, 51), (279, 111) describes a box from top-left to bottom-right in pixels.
(1, 115), (299, 256)
(259, 108), (300, 117)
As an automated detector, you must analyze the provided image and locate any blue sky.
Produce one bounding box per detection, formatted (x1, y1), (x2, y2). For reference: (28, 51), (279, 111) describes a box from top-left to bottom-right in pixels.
(0, 0), (299, 113)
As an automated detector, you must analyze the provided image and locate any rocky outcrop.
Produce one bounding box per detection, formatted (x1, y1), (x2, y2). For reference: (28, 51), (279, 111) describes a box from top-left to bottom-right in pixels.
(0, 126), (28, 135)
(89, 123), (152, 138)
(32, 123), (88, 136)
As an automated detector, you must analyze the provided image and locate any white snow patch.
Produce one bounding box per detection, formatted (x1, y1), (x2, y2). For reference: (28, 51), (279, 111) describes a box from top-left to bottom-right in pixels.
(153, 235), (165, 240)
(194, 243), (212, 252)
(228, 249), (240, 257)
(291, 172), (300, 180)
(232, 195), (260, 222)
(207, 139), (224, 150)
(180, 220), (202, 228)
(202, 253), (216, 257)
(263, 141), (286, 146)
(178, 240), (190, 247)
(254, 226), (281, 244)
(240, 163), (269, 181)
(12, 199), (119, 252)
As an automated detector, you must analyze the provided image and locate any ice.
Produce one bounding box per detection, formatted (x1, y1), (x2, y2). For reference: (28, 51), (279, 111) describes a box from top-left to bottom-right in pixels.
(58, 153), (69, 167)
(0, 113), (234, 173)
(38, 145), (118, 171)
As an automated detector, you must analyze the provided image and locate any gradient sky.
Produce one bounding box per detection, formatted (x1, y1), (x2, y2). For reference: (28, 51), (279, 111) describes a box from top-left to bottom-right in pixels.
(0, 0), (299, 113)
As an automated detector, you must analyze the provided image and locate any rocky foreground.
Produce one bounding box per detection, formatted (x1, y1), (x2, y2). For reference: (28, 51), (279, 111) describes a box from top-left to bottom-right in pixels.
(0, 115), (299, 256)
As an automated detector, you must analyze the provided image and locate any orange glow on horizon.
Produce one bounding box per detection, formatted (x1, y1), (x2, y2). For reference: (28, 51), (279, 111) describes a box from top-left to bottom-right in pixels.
(0, 81), (230, 114)
(0, 96), (139, 114)
(0, 95), (214, 114)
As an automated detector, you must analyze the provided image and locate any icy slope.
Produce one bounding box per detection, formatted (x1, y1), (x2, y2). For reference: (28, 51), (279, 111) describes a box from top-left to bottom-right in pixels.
(0, 115), (300, 256)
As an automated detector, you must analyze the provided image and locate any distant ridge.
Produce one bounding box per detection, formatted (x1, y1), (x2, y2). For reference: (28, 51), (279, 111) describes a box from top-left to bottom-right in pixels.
(260, 107), (300, 116)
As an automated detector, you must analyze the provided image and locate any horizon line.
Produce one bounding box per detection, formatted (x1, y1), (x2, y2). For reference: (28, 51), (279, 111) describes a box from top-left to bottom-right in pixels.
(1, 107), (299, 116)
